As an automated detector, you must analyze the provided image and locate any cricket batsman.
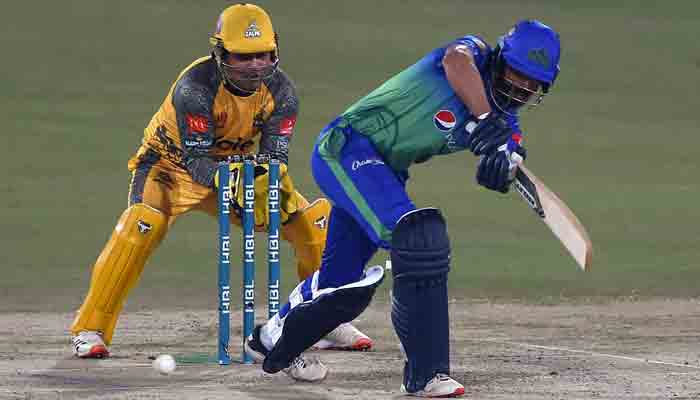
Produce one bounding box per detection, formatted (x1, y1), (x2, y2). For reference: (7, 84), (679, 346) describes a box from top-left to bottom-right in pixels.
(243, 20), (562, 395)
(70, 3), (372, 370)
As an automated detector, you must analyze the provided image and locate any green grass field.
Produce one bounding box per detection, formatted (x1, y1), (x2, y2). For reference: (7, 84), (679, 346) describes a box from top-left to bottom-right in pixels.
(2, 1), (699, 312)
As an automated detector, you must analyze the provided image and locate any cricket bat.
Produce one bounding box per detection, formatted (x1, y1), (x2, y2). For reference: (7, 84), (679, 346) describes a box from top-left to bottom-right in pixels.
(511, 158), (593, 271)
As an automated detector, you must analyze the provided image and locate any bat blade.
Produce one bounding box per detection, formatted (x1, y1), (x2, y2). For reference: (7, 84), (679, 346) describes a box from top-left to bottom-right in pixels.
(513, 165), (593, 271)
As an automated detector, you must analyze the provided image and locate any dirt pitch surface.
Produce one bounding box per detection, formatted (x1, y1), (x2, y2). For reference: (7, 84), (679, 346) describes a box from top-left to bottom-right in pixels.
(1, 299), (699, 399)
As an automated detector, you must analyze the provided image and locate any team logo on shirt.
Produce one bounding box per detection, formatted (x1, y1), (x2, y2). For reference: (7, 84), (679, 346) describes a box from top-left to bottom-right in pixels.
(433, 110), (456, 132)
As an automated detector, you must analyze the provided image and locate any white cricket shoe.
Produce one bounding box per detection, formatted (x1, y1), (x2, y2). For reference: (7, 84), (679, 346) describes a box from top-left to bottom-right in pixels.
(284, 354), (328, 382)
(313, 323), (373, 351)
(71, 331), (109, 359)
(244, 325), (269, 363)
(401, 374), (465, 398)
(245, 325), (327, 382)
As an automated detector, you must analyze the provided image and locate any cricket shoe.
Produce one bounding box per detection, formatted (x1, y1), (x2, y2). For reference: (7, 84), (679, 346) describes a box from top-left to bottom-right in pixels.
(245, 325), (328, 382)
(244, 325), (269, 363)
(401, 374), (465, 398)
(71, 331), (109, 359)
(284, 354), (328, 382)
(312, 323), (373, 351)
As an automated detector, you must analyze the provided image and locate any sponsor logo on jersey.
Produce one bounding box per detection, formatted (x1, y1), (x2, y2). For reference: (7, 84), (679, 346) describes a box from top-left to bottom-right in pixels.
(214, 137), (255, 152)
(184, 138), (213, 148)
(245, 21), (261, 38)
(351, 158), (385, 171)
(279, 116), (296, 136)
(186, 114), (209, 133)
(433, 110), (456, 132)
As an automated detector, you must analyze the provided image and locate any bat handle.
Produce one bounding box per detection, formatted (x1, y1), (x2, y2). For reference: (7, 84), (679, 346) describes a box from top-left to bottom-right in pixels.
(508, 151), (524, 181)
(510, 152), (524, 165)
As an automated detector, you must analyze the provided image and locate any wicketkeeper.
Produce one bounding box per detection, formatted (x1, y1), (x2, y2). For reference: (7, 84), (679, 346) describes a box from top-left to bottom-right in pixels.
(244, 20), (562, 396)
(70, 4), (372, 366)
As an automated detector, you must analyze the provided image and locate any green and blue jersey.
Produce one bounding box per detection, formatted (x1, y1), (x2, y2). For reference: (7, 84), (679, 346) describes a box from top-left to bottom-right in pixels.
(324, 35), (522, 172)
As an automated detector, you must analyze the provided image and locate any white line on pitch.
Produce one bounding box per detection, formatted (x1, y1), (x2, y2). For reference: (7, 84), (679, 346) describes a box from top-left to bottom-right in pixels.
(468, 338), (700, 370)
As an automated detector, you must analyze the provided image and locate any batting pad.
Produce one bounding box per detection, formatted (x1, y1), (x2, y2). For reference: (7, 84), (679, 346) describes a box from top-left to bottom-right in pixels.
(263, 265), (384, 349)
(262, 265), (384, 373)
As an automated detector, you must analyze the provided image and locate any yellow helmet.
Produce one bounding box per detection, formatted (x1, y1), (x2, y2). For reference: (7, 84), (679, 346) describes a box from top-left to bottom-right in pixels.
(210, 3), (279, 93)
(210, 3), (277, 55)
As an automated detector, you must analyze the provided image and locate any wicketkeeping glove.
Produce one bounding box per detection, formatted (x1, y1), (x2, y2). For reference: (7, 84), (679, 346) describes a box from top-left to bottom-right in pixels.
(476, 138), (527, 194)
(215, 161), (301, 227)
(465, 112), (515, 156)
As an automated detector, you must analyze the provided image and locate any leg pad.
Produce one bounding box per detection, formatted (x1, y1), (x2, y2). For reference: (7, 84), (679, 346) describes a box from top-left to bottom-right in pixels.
(71, 204), (167, 344)
(390, 208), (451, 393)
(263, 266), (384, 373)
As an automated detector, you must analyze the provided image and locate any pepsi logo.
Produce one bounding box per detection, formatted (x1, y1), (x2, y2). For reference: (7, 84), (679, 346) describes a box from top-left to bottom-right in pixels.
(434, 110), (456, 131)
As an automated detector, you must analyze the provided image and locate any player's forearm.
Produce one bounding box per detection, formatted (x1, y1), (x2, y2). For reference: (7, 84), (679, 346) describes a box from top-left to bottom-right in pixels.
(443, 46), (491, 117)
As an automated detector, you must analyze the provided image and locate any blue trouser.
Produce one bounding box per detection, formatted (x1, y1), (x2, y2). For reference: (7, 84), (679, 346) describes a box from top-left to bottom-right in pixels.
(278, 119), (414, 317)
(312, 119), (415, 290)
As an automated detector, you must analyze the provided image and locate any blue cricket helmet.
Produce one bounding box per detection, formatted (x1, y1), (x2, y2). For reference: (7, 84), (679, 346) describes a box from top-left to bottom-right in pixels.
(498, 20), (561, 89)
(489, 20), (561, 114)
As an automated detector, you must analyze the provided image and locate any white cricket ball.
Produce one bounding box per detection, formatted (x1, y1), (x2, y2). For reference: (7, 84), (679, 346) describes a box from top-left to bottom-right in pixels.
(152, 354), (177, 375)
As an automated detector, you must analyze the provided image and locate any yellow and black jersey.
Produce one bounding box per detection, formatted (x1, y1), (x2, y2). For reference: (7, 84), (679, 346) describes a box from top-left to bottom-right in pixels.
(128, 56), (298, 188)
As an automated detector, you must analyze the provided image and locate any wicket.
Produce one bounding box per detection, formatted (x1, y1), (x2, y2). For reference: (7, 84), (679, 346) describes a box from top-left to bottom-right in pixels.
(217, 154), (281, 365)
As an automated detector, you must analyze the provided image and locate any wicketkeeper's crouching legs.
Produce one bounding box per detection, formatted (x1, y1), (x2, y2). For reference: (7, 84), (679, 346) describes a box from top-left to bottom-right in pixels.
(281, 195), (330, 281)
(70, 204), (168, 357)
(71, 190), (369, 358)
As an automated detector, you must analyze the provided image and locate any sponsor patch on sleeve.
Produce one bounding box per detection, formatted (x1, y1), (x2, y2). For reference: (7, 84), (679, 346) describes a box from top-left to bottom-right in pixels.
(186, 113), (209, 134)
(279, 116), (296, 136)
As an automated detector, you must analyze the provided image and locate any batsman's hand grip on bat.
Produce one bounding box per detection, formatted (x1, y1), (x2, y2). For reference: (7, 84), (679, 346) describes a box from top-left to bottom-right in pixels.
(475, 137), (527, 194)
(464, 112), (514, 156)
